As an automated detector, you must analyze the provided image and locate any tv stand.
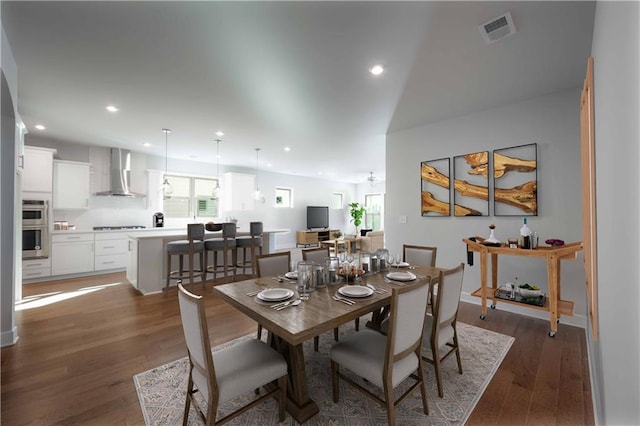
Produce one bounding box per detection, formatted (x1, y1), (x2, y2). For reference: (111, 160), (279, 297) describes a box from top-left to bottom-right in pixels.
(296, 229), (338, 248)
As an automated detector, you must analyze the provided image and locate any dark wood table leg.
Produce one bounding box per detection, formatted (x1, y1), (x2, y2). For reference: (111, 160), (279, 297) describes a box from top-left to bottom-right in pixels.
(269, 335), (319, 423)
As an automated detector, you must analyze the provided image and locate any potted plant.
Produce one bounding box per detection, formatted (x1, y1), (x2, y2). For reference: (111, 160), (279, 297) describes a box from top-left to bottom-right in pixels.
(349, 202), (366, 235)
(332, 230), (343, 239)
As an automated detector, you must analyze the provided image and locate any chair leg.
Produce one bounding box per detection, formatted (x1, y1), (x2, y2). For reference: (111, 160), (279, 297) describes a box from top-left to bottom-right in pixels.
(331, 361), (340, 403)
(278, 374), (287, 422)
(355, 317), (360, 331)
(256, 324), (263, 340)
(433, 342), (444, 398)
(417, 357), (429, 415)
(453, 329), (463, 374)
(188, 250), (194, 287)
(314, 336), (319, 352)
(183, 376), (193, 425)
(333, 327), (339, 342)
(383, 380), (396, 426)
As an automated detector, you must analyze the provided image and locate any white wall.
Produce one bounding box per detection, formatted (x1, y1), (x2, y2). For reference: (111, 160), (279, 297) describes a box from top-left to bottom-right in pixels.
(1, 24), (19, 346)
(386, 88), (586, 316)
(24, 136), (360, 250)
(589, 2), (640, 424)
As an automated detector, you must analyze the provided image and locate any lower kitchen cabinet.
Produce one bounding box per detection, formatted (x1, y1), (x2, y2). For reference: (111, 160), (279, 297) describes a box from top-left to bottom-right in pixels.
(126, 237), (139, 289)
(94, 232), (128, 271)
(22, 258), (51, 280)
(51, 233), (94, 275)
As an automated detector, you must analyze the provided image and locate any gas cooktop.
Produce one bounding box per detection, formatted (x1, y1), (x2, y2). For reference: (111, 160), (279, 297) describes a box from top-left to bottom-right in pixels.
(93, 225), (147, 231)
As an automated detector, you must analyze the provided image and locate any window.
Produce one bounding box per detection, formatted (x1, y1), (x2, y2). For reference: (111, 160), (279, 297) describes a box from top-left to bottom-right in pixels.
(164, 175), (220, 219)
(275, 187), (293, 208)
(365, 194), (383, 230)
(331, 192), (343, 209)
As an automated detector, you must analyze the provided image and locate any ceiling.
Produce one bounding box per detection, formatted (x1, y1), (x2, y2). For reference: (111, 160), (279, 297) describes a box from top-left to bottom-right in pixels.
(1, 1), (595, 184)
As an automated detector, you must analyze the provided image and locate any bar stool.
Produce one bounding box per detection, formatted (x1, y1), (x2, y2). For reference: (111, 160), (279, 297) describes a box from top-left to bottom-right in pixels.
(204, 222), (237, 283)
(235, 222), (263, 276)
(164, 223), (205, 293)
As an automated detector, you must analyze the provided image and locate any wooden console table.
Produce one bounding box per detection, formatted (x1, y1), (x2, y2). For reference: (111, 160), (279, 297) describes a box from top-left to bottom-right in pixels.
(463, 238), (583, 337)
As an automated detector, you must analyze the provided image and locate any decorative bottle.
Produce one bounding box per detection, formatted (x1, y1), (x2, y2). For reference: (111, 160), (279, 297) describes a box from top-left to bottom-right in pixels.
(519, 218), (532, 249)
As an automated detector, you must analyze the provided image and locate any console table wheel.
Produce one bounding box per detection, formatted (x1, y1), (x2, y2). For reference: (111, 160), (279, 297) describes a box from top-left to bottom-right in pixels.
(480, 314), (486, 320)
(490, 304), (496, 309)
(548, 331), (556, 338)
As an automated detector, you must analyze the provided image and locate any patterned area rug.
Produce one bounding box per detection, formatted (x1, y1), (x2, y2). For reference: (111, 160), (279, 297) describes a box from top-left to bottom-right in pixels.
(134, 322), (514, 425)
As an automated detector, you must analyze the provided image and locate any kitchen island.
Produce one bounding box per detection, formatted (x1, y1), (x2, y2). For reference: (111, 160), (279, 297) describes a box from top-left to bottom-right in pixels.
(126, 227), (288, 294)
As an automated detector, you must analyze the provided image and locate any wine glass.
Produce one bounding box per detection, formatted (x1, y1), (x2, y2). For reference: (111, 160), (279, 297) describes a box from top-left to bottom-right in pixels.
(388, 254), (396, 271)
(345, 254), (354, 283)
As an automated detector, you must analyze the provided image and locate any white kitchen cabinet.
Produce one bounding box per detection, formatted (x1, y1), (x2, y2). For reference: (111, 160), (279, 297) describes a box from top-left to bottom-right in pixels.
(53, 160), (91, 209)
(22, 258), (51, 280)
(94, 232), (128, 271)
(224, 172), (255, 211)
(23, 147), (55, 193)
(51, 233), (94, 275)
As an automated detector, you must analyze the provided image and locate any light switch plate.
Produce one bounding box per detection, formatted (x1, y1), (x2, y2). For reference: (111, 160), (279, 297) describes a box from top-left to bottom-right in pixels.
(399, 215), (407, 224)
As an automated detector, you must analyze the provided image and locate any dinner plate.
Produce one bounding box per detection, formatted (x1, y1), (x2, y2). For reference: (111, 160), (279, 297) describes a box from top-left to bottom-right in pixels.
(284, 271), (298, 280)
(392, 262), (410, 268)
(257, 288), (294, 302)
(338, 285), (374, 298)
(386, 271), (417, 282)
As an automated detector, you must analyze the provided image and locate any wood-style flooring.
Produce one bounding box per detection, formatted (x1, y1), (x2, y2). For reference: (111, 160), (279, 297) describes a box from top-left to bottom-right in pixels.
(1, 272), (593, 425)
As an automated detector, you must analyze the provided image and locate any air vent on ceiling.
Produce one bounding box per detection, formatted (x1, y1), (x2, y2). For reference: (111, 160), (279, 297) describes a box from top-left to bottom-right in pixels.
(478, 12), (516, 45)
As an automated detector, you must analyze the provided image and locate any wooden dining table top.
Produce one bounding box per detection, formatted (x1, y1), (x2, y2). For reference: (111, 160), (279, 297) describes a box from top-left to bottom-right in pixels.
(212, 265), (443, 346)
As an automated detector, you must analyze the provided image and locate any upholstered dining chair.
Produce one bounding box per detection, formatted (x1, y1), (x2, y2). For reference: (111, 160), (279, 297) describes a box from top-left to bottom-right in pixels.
(255, 251), (291, 279)
(423, 263), (465, 398)
(255, 251), (292, 339)
(403, 244), (438, 309)
(301, 246), (330, 263)
(402, 244), (437, 267)
(330, 280), (430, 426)
(177, 284), (288, 425)
(302, 245), (340, 351)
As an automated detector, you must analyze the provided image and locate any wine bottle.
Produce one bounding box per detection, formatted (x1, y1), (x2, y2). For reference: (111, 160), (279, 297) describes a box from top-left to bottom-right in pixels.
(519, 218), (532, 249)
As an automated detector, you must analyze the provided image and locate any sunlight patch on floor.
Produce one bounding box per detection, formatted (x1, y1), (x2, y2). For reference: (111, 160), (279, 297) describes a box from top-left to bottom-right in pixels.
(17, 282), (124, 311)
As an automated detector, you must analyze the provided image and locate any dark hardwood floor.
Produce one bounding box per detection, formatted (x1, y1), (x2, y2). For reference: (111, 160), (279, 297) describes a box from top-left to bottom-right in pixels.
(1, 272), (593, 425)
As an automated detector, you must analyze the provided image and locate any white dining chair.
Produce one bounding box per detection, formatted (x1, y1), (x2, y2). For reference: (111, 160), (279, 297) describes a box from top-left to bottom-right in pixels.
(330, 280), (430, 426)
(423, 262), (465, 397)
(254, 251), (291, 339)
(177, 283), (288, 425)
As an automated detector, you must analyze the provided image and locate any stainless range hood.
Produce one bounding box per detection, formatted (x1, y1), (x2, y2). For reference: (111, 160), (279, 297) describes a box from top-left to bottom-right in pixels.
(95, 148), (143, 197)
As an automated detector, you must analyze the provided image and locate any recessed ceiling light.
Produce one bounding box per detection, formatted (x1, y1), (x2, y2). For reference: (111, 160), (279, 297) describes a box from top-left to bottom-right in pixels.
(369, 65), (384, 76)
(143, 142), (151, 147)
(34, 124), (46, 130)
(215, 131), (224, 137)
(267, 163), (272, 167)
(284, 147), (291, 152)
(106, 105), (119, 112)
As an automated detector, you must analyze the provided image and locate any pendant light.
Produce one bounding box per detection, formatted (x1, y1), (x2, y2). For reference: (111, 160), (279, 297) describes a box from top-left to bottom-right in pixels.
(254, 148), (264, 202)
(161, 128), (174, 199)
(211, 139), (222, 200)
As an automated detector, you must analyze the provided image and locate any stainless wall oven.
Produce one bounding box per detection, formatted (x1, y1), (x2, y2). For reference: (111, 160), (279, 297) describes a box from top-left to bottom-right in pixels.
(22, 200), (49, 259)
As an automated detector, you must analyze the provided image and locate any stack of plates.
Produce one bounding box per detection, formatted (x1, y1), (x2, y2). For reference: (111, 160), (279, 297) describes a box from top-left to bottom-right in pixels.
(257, 288), (294, 302)
(337, 285), (374, 298)
(284, 271), (298, 280)
(390, 262), (410, 268)
(386, 271), (417, 282)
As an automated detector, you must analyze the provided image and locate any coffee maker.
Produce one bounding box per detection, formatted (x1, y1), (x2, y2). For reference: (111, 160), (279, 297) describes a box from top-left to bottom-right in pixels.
(153, 212), (164, 228)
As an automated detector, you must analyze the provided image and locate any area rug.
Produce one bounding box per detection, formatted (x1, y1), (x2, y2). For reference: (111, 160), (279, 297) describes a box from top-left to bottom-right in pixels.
(134, 322), (514, 425)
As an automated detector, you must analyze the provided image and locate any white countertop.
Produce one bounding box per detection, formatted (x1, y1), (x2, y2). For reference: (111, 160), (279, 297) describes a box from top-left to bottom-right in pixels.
(52, 227), (290, 238)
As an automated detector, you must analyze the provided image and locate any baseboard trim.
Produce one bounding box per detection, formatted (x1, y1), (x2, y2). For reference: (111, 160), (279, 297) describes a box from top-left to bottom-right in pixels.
(1, 326), (19, 347)
(461, 291), (587, 329)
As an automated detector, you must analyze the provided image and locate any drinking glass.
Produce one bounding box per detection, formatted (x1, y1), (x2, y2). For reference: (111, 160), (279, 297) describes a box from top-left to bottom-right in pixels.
(297, 261), (314, 296)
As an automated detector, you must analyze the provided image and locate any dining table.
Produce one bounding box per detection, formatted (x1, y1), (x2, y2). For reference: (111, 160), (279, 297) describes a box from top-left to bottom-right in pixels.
(212, 264), (444, 423)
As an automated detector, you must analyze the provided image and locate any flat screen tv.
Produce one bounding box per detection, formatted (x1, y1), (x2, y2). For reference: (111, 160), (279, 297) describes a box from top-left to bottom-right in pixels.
(307, 206), (329, 230)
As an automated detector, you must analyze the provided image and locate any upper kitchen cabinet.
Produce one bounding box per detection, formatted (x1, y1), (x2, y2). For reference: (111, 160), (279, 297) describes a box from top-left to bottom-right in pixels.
(224, 172), (255, 211)
(22, 146), (56, 193)
(53, 160), (91, 209)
